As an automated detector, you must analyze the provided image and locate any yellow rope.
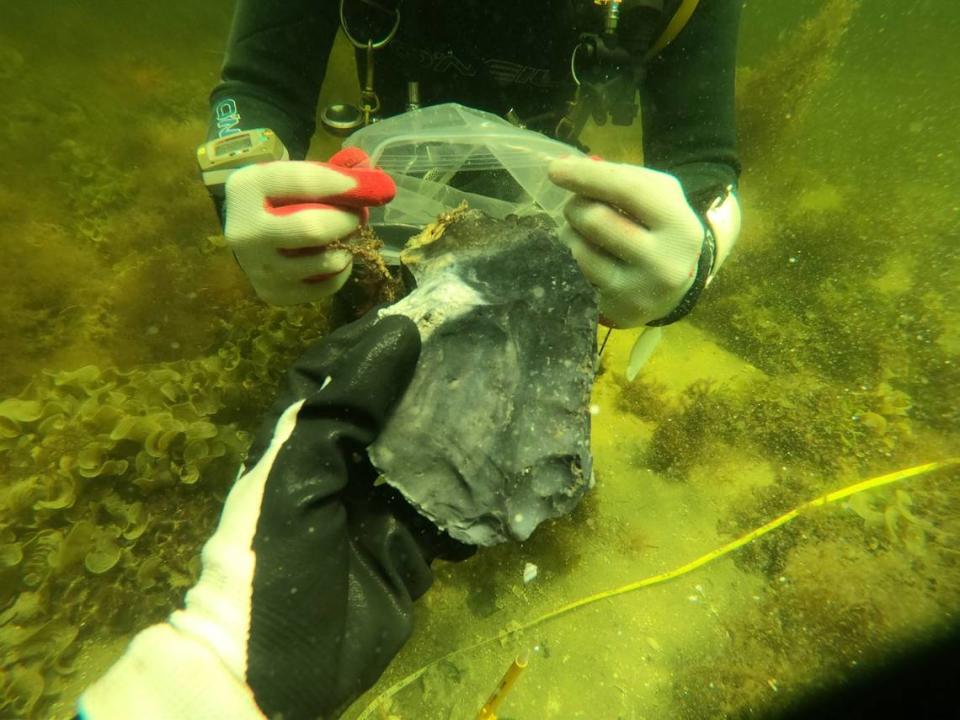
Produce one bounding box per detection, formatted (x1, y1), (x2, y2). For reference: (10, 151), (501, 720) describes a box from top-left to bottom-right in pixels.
(644, 0), (702, 62)
(356, 458), (959, 718)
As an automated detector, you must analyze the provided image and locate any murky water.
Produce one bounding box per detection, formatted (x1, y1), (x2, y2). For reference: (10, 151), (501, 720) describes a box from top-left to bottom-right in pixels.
(1, 1), (957, 718)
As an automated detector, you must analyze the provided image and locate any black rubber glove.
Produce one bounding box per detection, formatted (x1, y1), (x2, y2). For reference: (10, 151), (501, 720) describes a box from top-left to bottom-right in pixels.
(79, 314), (462, 720)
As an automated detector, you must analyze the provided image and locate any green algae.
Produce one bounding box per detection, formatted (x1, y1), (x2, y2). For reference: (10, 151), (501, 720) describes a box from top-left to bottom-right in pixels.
(0, 301), (331, 716)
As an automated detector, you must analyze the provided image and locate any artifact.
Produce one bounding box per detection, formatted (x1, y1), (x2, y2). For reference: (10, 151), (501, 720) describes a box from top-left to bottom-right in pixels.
(370, 208), (598, 546)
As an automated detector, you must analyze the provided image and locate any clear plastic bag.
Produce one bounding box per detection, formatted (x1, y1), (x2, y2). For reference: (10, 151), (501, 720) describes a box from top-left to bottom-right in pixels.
(344, 103), (583, 228)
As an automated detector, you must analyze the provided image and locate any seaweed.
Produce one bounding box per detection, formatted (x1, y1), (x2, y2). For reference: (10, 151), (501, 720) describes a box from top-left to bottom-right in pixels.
(736, 0), (861, 171)
(623, 368), (918, 488)
(643, 381), (727, 479)
(0, 299), (331, 717)
(672, 530), (955, 720)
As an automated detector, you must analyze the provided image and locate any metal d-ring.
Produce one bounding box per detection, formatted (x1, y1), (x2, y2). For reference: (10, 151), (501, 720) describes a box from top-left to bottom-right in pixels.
(339, 0), (401, 50)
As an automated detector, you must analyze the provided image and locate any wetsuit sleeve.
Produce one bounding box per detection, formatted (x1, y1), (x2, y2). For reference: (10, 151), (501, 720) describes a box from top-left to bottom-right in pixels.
(641, 0), (742, 210)
(207, 0), (341, 160)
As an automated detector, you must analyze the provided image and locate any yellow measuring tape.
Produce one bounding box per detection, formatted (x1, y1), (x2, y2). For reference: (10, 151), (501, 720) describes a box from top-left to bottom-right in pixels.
(357, 457), (959, 718)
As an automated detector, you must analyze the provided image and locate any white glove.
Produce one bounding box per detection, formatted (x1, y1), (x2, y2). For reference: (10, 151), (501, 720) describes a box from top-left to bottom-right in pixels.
(548, 156), (708, 328)
(224, 148), (396, 305)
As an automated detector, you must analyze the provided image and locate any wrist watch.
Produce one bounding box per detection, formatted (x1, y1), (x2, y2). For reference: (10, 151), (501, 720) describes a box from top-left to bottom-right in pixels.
(196, 128), (288, 197)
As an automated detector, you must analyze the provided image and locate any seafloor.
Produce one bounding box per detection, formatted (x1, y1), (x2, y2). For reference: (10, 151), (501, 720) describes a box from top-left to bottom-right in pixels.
(1, 1), (958, 718)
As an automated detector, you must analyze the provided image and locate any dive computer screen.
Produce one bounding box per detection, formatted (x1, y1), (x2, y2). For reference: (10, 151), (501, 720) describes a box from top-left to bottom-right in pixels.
(216, 134), (253, 157)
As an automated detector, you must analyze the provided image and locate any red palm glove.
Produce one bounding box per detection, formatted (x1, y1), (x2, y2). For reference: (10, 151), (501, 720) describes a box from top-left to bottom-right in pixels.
(224, 148), (396, 305)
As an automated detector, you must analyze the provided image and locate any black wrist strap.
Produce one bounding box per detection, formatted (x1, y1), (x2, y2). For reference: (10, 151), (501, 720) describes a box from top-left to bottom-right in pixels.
(646, 222), (716, 327)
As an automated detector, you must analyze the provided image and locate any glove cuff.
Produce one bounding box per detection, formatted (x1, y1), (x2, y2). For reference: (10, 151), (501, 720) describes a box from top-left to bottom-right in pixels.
(78, 624), (265, 720)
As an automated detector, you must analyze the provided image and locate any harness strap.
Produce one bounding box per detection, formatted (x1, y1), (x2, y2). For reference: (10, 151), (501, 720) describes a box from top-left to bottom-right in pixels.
(644, 0), (701, 61)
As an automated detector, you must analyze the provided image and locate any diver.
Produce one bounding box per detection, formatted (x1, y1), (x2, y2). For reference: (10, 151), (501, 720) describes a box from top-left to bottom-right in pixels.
(200, 0), (743, 329)
(81, 1), (748, 718)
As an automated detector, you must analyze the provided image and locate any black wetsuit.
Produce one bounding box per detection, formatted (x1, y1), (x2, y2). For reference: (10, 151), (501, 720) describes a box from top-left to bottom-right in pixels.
(207, 0), (741, 211)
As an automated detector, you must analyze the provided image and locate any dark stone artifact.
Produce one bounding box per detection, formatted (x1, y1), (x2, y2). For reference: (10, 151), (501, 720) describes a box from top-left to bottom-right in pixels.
(369, 209), (598, 546)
